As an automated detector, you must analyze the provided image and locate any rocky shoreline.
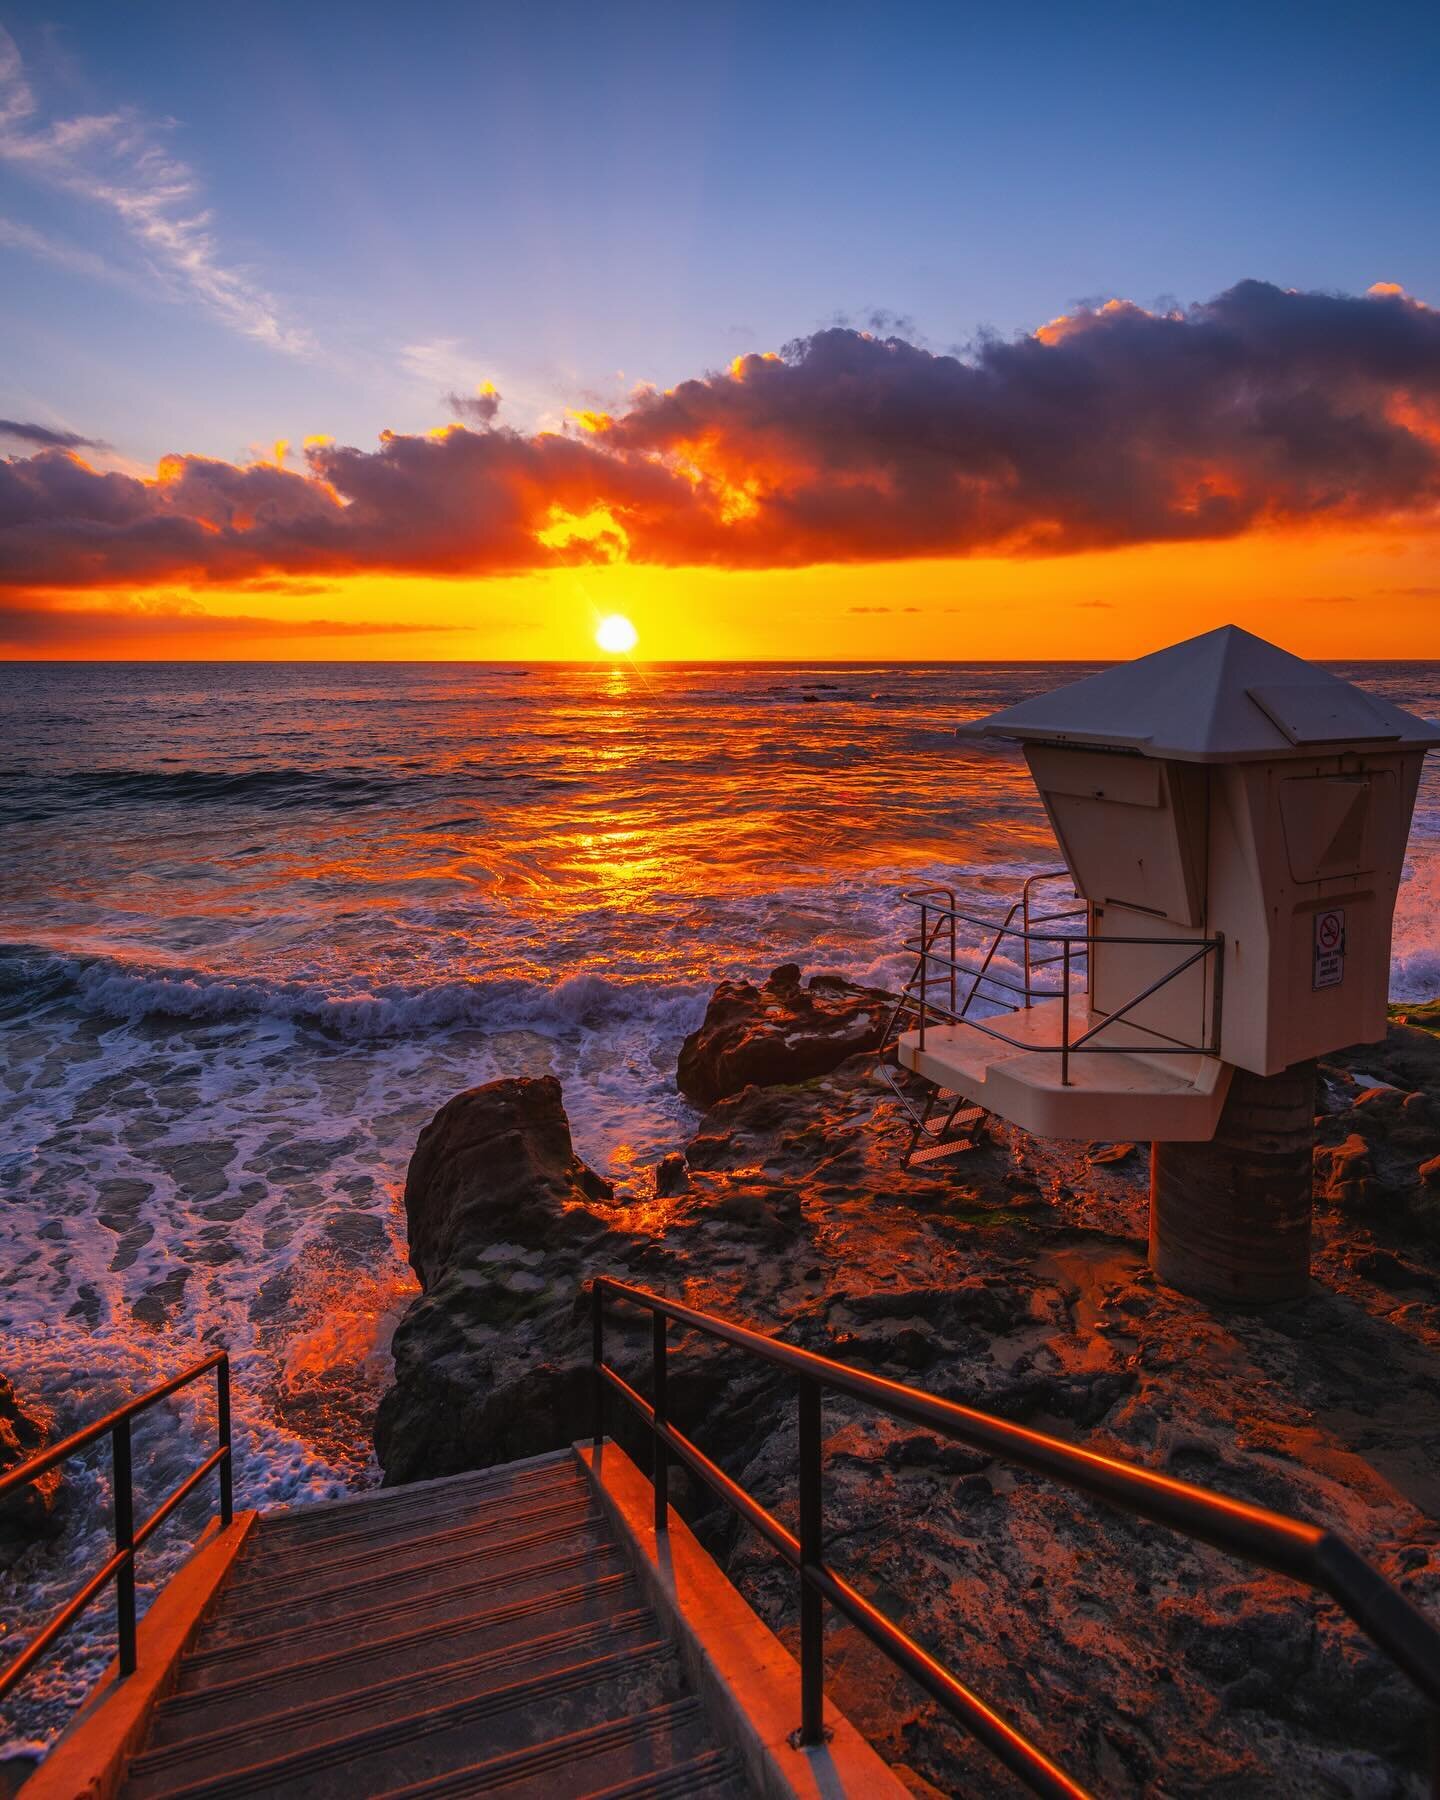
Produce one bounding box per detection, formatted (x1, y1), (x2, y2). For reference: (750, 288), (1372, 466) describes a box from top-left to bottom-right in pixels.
(374, 972), (1438, 1795)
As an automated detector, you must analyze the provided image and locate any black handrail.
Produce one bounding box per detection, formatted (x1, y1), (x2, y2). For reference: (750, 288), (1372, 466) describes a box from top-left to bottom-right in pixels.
(0, 1350), (234, 1701)
(590, 1277), (1440, 1798)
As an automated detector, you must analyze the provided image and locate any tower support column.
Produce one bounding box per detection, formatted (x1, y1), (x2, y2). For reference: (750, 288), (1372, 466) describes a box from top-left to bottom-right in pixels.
(1149, 1061), (1317, 1304)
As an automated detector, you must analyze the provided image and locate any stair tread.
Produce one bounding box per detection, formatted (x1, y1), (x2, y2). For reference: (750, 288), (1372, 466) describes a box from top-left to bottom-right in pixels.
(575, 1754), (748, 1800)
(172, 1571), (641, 1704)
(199, 1523), (621, 1645)
(135, 1626), (671, 1777)
(256, 1458), (583, 1545)
(183, 1543), (633, 1680)
(123, 1648), (693, 1800)
(357, 1699), (718, 1800)
(228, 1492), (600, 1597)
(148, 1609), (662, 1754)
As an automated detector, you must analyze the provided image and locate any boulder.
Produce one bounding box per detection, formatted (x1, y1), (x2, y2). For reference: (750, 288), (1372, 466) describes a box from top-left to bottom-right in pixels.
(375, 1077), (620, 1484)
(676, 963), (890, 1106)
(401, 1075), (612, 1287)
(0, 1375), (62, 1564)
(1314, 1133), (1378, 1212)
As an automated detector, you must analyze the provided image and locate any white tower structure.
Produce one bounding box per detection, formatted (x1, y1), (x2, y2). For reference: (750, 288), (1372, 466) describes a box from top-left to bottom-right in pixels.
(894, 625), (1440, 1301)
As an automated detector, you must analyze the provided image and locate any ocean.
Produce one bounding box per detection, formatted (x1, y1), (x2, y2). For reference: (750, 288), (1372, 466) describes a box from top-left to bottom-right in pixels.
(3, 657), (1439, 1751)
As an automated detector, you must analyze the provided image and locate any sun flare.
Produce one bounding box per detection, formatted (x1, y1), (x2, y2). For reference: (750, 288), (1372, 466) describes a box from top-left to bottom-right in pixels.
(595, 613), (639, 655)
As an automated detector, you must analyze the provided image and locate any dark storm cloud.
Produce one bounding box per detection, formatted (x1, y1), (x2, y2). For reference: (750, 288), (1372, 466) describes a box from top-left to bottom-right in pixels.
(445, 387), (502, 426)
(0, 418), (111, 451)
(2, 281), (1439, 599)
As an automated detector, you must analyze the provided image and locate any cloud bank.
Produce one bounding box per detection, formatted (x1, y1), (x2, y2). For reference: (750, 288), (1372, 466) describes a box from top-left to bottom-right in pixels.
(3, 281), (1439, 601)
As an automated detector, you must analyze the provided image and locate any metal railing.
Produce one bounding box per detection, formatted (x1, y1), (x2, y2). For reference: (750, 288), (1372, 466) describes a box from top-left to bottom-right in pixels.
(895, 875), (1223, 1086)
(590, 1276), (1440, 1799)
(0, 1351), (233, 1701)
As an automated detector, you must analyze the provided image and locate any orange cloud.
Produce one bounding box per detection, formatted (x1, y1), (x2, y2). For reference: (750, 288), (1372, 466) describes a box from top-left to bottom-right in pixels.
(4, 280), (1440, 623)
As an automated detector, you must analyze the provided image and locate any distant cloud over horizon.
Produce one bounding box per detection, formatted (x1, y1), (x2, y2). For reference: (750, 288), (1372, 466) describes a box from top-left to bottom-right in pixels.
(0, 601), (459, 652)
(0, 418), (110, 452)
(4, 281), (1440, 611)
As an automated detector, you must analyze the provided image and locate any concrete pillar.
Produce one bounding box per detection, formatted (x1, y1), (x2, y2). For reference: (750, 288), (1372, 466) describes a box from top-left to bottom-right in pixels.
(1149, 1061), (1317, 1305)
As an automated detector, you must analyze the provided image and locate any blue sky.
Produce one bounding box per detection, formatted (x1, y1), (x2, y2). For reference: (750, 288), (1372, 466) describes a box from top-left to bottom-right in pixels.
(3, 0), (1438, 471)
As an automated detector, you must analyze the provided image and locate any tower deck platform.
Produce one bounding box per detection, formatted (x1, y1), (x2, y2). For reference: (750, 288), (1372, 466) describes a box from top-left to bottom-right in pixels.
(897, 997), (1233, 1142)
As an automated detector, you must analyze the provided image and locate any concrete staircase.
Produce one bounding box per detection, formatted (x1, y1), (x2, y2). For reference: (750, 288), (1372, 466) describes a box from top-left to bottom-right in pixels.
(119, 1449), (747, 1800)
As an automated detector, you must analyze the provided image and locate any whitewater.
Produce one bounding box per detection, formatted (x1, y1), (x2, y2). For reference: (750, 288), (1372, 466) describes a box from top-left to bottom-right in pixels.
(2, 657), (1439, 1751)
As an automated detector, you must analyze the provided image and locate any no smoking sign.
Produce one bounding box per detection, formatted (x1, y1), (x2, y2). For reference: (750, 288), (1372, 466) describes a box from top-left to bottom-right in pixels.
(1313, 907), (1346, 990)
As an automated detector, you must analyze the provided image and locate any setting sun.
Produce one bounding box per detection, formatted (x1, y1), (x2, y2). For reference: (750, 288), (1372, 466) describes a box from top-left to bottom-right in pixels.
(595, 613), (639, 655)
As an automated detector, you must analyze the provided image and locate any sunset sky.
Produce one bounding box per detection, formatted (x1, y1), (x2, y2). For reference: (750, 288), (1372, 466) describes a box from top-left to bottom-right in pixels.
(2, 1), (1439, 659)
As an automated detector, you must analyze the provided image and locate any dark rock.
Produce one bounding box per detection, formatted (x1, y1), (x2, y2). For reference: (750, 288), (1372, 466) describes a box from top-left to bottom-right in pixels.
(401, 1075), (612, 1286)
(375, 1077), (622, 1484)
(654, 1152), (689, 1197)
(676, 964), (890, 1106)
(132, 1266), (190, 1327)
(0, 1375), (63, 1563)
(1314, 1133), (1378, 1211)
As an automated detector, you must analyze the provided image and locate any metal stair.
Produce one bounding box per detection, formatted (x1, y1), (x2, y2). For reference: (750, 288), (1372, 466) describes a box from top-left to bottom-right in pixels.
(119, 1450), (747, 1800)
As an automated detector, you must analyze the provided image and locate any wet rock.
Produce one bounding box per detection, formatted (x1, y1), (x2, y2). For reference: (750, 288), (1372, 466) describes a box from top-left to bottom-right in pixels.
(654, 1152), (689, 1197)
(0, 1375), (63, 1563)
(375, 1077), (619, 1483)
(676, 963), (890, 1106)
(1315, 1133), (1378, 1211)
(401, 1076), (612, 1285)
(132, 1266), (190, 1327)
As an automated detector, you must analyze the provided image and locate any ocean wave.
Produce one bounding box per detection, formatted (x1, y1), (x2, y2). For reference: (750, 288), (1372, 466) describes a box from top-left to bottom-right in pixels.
(0, 944), (712, 1042)
(0, 762), (593, 824)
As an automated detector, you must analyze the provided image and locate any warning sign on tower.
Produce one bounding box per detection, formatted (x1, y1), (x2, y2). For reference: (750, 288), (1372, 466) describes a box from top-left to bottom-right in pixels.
(1313, 907), (1346, 990)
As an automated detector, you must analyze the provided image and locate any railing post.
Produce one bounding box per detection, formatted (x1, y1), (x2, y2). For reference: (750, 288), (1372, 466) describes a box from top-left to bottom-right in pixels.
(1023, 876), (1032, 1006)
(1060, 939), (1071, 1087)
(797, 1378), (825, 1747)
(918, 903), (928, 1052)
(112, 1418), (136, 1678)
(652, 1312), (669, 1533)
(1209, 933), (1225, 1055)
(590, 1280), (605, 1448)
(948, 899), (956, 1017)
(217, 1354), (233, 1528)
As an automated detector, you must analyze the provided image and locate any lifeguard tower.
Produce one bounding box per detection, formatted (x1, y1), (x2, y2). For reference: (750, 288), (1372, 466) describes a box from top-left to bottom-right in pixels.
(880, 625), (1440, 1302)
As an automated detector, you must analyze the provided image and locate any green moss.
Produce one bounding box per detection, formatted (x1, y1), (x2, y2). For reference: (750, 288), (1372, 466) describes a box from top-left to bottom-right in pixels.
(1390, 999), (1440, 1038)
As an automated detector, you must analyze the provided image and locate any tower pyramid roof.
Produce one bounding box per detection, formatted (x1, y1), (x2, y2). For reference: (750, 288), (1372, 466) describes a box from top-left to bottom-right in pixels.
(962, 625), (1440, 763)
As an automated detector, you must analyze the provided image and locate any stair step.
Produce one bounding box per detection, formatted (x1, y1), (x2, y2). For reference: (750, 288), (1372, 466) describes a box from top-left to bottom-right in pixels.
(256, 1458), (582, 1547)
(122, 1645), (688, 1800)
(141, 1614), (666, 1765)
(172, 1571), (640, 1704)
(241, 1473), (588, 1568)
(908, 1132), (982, 1166)
(228, 1490), (598, 1596)
(186, 1536), (629, 1673)
(577, 1752), (747, 1800)
(369, 1699), (714, 1800)
(199, 1520), (619, 1645)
